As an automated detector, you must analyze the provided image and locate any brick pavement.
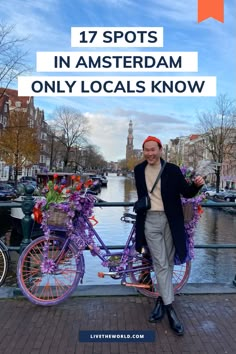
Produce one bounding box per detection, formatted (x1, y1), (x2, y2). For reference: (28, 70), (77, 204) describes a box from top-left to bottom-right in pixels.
(0, 293), (236, 354)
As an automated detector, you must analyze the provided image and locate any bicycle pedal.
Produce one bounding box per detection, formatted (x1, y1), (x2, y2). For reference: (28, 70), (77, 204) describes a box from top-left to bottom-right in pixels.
(98, 271), (117, 278)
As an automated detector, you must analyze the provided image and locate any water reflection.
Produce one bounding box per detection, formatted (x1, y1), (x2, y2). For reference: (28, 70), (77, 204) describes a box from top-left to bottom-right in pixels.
(189, 208), (236, 283)
(83, 174), (236, 285)
(1, 173), (235, 286)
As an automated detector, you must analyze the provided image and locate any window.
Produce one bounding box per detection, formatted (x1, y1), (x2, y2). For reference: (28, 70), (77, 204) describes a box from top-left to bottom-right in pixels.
(41, 132), (47, 140)
(3, 117), (7, 128)
(40, 155), (45, 163)
(15, 101), (21, 108)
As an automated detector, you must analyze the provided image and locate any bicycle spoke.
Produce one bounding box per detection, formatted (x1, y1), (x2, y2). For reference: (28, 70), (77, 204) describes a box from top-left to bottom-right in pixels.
(127, 245), (191, 298)
(17, 235), (83, 306)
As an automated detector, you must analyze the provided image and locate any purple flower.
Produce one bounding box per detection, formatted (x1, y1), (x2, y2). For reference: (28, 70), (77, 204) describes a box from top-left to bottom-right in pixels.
(38, 189), (97, 273)
(182, 193), (205, 261)
(41, 258), (56, 274)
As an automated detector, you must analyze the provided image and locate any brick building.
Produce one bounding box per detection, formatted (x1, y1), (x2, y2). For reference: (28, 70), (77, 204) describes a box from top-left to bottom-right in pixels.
(0, 88), (49, 180)
(167, 130), (236, 189)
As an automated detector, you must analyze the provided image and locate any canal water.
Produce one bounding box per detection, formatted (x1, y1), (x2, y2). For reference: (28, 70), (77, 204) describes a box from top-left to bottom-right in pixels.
(0, 173), (236, 287)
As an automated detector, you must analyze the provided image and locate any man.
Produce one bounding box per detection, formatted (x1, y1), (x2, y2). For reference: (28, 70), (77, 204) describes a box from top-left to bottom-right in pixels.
(134, 136), (204, 336)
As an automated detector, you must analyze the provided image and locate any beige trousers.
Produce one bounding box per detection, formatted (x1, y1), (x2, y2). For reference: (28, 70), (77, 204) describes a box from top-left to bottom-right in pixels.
(144, 211), (175, 305)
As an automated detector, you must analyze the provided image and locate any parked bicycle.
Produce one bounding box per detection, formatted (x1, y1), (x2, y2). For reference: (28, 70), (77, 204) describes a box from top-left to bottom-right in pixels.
(0, 239), (10, 286)
(17, 191), (191, 306)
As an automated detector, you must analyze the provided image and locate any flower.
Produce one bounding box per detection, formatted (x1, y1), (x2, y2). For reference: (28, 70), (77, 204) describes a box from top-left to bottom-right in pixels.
(64, 175), (93, 194)
(41, 176), (66, 209)
(33, 174), (66, 222)
(176, 165), (206, 264)
(33, 175), (99, 274)
(33, 174), (90, 224)
(36, 174), (94, 211)
(180, 165), (195, 184)
(34, 174), (97, 233)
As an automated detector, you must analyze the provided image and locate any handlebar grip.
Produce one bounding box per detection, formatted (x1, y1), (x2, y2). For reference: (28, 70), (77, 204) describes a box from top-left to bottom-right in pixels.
(123, 212), (136, 220)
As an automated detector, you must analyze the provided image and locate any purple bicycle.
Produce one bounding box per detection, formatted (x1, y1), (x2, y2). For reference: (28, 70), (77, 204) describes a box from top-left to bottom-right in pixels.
(17, 193), (191, 306)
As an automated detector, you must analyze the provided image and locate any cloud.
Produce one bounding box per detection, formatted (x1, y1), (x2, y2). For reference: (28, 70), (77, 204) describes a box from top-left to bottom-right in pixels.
(0, 1), (70, 52)
(80, 0), (134, 8)
(1, 0), (235, 162)
(84, 112), (128, 161)
(83, 109), (194, 161)
(112, 107), (189, 124)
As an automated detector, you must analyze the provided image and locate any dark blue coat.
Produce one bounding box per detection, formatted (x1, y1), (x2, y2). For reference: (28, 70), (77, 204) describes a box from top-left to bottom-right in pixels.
(134, 158), (201, 263)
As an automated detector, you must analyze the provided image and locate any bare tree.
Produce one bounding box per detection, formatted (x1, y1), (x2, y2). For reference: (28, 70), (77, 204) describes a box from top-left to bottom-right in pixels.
(51, 106), (89, 169)
(0, 23), (29, 97)
(0, 110), (39, 184)
(77, 144), (107, 171)
(47, 127), (65, 171)
(126, 155), (143, 171)
(197, 94), (236, 192)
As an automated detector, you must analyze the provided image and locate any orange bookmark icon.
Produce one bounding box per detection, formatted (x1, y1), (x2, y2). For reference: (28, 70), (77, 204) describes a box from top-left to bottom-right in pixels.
(198, 0), (224, 23)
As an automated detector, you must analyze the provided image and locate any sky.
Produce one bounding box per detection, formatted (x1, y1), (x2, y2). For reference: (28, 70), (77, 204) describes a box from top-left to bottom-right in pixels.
(0, 0), (235, 161)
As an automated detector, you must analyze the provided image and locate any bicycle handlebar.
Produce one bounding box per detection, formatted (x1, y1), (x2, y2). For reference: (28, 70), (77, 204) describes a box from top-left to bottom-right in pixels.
(120, 212), (136, 223)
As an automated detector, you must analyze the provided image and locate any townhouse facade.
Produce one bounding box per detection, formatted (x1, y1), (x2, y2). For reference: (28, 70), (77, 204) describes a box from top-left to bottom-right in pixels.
(168, 130), (236, 189)
(0, 88), (50, 181)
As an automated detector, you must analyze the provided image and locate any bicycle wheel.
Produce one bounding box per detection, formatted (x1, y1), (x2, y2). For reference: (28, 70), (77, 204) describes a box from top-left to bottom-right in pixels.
(17, 235), (84, 306)
(0, 240), (9, 286)
(128, 245), (191, 298)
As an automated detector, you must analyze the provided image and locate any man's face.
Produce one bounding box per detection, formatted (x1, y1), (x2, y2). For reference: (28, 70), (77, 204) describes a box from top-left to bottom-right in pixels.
(143, 141), (162, 165)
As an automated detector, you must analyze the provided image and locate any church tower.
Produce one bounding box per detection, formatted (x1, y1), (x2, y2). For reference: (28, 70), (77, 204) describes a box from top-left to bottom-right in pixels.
(126, 120), (134, 160)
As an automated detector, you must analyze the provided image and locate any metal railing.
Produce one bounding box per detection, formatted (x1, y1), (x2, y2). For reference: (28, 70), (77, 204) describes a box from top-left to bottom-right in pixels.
(1, 186), (236, 285)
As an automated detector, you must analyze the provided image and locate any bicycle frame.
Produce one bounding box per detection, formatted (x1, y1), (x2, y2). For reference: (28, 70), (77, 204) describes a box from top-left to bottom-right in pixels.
(0, 239), (9, 253)
(17, 210), (191, 306)
(49, 213), (152, 285)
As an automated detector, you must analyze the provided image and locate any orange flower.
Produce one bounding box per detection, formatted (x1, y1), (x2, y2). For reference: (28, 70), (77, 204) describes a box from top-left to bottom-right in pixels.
(198, 205), (204, 214)
(33, 206), (43, 224)
(84, 179), (93, 188)
(71, 175), (76, 180)
(66, 189), (71, 193)
(76, 183), (83, 191)
(54, 185), (59, 191)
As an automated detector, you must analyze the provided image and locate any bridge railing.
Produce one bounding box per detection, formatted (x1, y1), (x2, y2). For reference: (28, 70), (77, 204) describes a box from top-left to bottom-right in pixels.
(1, 185), (236, 285)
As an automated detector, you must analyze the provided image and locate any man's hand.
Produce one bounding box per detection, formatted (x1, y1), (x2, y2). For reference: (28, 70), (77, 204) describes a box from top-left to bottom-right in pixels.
(194, 175), (204, 187)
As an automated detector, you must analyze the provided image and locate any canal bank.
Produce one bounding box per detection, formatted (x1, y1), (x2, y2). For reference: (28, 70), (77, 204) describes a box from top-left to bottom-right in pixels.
(1, 282), (236, 300)
(0, 294), (236, 353)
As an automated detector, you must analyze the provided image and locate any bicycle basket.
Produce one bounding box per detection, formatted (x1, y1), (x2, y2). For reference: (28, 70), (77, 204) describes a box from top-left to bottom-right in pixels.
(47, 205), (69, 227)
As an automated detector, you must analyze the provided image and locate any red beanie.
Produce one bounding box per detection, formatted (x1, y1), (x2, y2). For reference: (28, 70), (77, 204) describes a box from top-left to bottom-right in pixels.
(142, 136), (162, 149)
